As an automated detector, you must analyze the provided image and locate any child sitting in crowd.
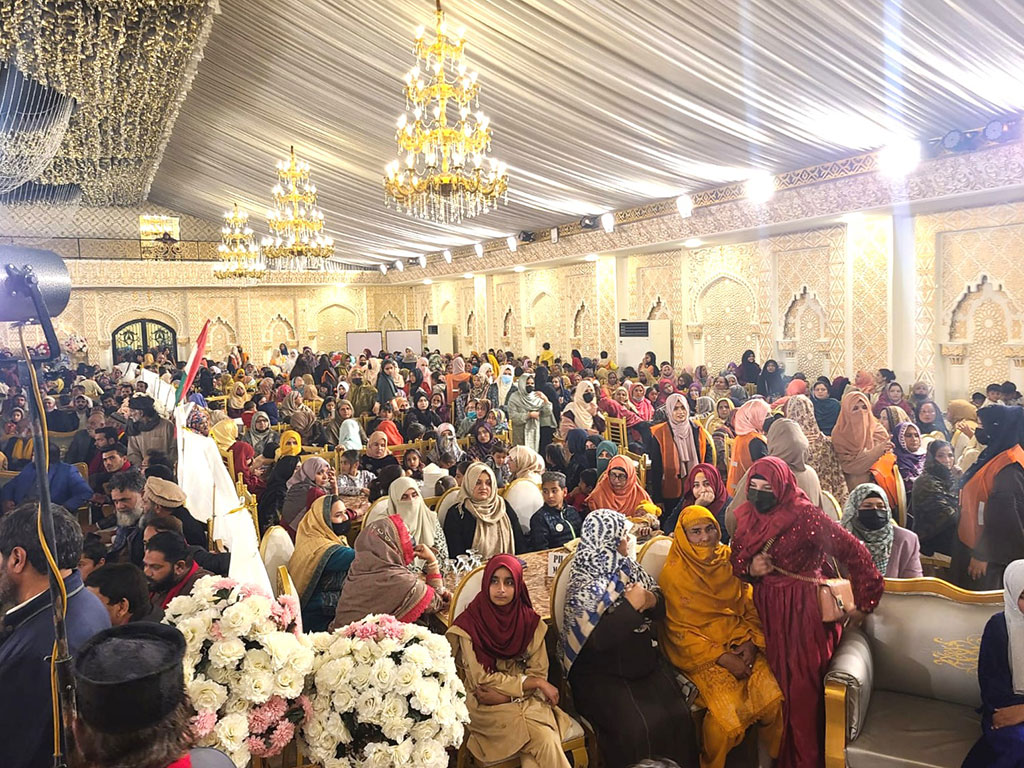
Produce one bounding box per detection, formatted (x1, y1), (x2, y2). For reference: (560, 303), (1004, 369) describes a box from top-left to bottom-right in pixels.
(337, 449), (374, 496)
(529, 471), (583, 551)
(402, 448), (424, 481)
(566, 467), (598, 514)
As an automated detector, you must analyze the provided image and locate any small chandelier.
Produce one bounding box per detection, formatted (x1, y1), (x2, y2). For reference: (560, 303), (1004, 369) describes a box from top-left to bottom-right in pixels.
(383, 0), (508, 224)
(215, 204), (266, 281)
(261, 146), (334, 268)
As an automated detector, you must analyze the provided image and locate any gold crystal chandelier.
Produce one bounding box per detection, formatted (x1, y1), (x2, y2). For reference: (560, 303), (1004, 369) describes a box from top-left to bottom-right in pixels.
(261, 146), (334, 268)
(384, 0), (508, 224)
(215, 204), (266, 281)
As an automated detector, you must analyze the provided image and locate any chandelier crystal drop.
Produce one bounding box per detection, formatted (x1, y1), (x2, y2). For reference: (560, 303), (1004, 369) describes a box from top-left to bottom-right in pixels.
(215, 204), (266, 281)
(261, 146), (335, 268)
(383, 1), (508, 225)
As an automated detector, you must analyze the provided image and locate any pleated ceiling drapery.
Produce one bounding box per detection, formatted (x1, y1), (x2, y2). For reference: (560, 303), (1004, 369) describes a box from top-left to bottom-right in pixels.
(148, 0), (1024, 265)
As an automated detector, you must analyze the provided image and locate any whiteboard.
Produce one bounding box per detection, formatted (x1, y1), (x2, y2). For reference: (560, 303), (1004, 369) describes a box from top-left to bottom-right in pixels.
(346, 331), (383, 355)
(385, 330), (423, 356)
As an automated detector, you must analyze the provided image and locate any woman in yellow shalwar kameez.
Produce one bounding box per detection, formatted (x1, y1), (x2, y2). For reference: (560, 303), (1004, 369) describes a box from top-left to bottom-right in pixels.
(659, 505), (784, 768)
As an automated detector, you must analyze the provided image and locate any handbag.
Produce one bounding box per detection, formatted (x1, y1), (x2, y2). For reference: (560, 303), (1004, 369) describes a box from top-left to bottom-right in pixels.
(760, 537), (855, 623)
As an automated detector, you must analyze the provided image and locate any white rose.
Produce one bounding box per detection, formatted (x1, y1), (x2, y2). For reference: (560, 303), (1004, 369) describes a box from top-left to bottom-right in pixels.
(410, 678), (441, 713)
(243, 648), (273, 673)
(364, 744), (395, 768)
(286, 641), (315, 674)
(309, 631), (336, 652)
(349, 664), (372, 691)
(370, 657), (398, 692)
(380, 694), (408, 722)
(331, 687), (355, 713)
(381, 715), (412, 742)
(227, 745), (250, 768)
(219, 602), (254, 636)
(165, 594), (199, 619)
(392, 738), (414, 764)
(412, 739), (446, 768)
(239, 670), (275, 703)
(209, 638), (246, 669)
(244, 593), (273, 621)
(274, 667), (304, 699)
(213, 711), (249, 753)
(222, 695), (249, 715)
(411, 719), (439, 742)
(351, 641), (376, 666)
(356, 689), (382, 720)
(188, 678), (228, 712)
(176, 616), (209, 650)
(402, 644), (431, 668)
(261, 632), (298, 668)
(393, 662), (419, 696)
(329, 636), (353, 657)
(316, 657), (354, 690)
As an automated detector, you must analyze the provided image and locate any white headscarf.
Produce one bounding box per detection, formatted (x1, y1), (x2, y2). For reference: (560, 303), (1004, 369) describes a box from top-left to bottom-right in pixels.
(1004, 559), (1024, 694)
(567, 380), (596, 430)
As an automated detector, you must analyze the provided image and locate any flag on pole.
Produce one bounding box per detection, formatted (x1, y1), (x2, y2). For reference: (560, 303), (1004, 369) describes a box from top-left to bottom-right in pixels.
(177, 318), (210, 404)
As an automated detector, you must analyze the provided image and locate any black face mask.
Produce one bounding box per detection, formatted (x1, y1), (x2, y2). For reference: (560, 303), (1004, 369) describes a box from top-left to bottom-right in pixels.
(582, 392), (594, 403)
(525, 385), (535, 393)
(352, 379), (363, 386)
(857, 507), (889, 531)
(331, 522), (349, 536)
(748, 488), (776, 514)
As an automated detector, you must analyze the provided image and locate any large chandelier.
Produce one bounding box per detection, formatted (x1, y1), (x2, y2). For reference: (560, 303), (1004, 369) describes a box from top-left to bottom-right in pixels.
(215, 204), (266, 281)
(383, 1), (508, 224)
(261, 146), (334, 268)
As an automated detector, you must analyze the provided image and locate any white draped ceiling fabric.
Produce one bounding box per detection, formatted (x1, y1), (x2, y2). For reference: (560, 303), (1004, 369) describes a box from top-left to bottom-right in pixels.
(149, 0), (1024, 267)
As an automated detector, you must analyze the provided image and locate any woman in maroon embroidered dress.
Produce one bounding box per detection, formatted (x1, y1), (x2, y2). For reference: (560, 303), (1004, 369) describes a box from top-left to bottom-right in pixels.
(730, 457), (884, 768)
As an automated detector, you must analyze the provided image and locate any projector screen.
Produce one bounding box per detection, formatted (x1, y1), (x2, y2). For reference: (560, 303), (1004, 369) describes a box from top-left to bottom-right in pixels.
(346, 331), (383, 355)
(385, 330), (423, 356)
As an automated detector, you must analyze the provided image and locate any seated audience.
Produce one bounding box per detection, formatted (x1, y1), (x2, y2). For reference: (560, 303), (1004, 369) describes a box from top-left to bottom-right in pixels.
(126, 394), (176, 468)
(280, 456), (334, 537)
(360, 430), (400, 475)
(660, 505), (782, 768)
(142, 476), (207, 547)
(337, 449), (374, 495)
(564, 510), (696, 768)
(364, 476), (449, 562)
(331, 514), (446, 628)
(586, 455), (652, 519)
(107, 468), (147, 566)
(528, 471), (582, 551)
(449, 555), (574, 768)
(1, 442), (92, 514)
(841, 483), (923, 578)
(290, 495), (355, 632)
(141, 513), (230, 577)
(78, 533), (108, 579)
(0, 503), (110, 768)
(85, 562), (163, 624)
(444, 463), (525, 558)
(143, 531), (213, 611)
(664, 462), (729, 540)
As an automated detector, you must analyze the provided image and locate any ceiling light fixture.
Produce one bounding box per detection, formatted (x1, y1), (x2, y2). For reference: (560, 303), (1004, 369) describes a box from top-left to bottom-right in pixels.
(512, 265), (525, 272)
(394, 259), (404, 271)
(379, 264), (388, 274)
(517, 230), (535, 243)
(442, 249), (452, 263)
(261, 146), (334, 269)
(416, 254), (427, 268)
(462, 272), (474, 279)
(214, 204), (266, 281)
(744, 171), (776, 204)
(506, 236), (517, 252)
(675, 194), (693, 219)
(583, 253), (599, 262)
(474, 242), (484, 257)
(550, 228), (558, 244)
(877, 137), (921, 178)
(600, 212), (615, 233)
(579, 215), (598, 230)
(682, 238), (702, 248)
(423, 278), (433, 285)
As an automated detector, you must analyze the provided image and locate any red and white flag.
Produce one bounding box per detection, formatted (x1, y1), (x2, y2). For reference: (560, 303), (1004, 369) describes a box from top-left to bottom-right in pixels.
(177, 319), (210, 404)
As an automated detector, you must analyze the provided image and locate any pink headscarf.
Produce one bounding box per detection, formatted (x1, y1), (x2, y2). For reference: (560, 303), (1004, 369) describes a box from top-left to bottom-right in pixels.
(733, 399), (771, 436)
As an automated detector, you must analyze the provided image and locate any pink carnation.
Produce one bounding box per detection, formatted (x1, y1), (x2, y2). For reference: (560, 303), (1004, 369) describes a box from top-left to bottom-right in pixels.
(297, 694), (313, 723)
(270, 720), (295, 750)
(209, 622), (224, 641)
(192, 711), (217, 738)
(247, 735), (270, 757)
(264, 695), (287, 720)
(212, 578), (238, 590)
(248, 707), (274, 735)
(240, 582), (270, 599)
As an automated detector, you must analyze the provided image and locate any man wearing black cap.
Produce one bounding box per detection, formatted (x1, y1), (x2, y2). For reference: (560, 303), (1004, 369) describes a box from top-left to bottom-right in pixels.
(0, 502), (111, 768)
(126, 394), (176, 469)
(74, 623), (234, 767)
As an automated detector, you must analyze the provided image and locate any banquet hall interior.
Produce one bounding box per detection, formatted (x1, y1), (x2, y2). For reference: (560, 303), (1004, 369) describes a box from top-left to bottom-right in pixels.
(2, 2), (1024, 768)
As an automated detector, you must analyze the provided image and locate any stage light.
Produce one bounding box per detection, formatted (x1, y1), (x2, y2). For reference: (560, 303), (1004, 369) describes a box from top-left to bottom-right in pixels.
(676, 194), (693, 218)
(443, 249), (452, 263)
(744, 171), (775, 204)
(379, 263), (388, 274)
(474, 242), (484, 257)
(0, 246), (71, 323)
(517, 231), (536, 243)
(394, 259), (404, 271)
(550, 228), (559, 244)
(984, 119), (1006, 142)
(416, 254), (426, 268)
(683, 238), (702, 248)
(580, 215), (598, 230)
(942, 129), (963, 151)
(506, 236), (517, 252)
(878, 138), (921, 178)
(600, 213), (615, 233)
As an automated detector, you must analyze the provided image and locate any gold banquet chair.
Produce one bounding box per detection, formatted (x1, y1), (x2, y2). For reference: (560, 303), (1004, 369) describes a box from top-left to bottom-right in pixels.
(603, 416), (628, 452)
(449, 564), (590, 768)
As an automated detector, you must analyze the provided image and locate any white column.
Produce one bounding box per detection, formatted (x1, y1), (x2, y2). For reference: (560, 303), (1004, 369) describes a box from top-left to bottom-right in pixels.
(891, 214), (917, 387)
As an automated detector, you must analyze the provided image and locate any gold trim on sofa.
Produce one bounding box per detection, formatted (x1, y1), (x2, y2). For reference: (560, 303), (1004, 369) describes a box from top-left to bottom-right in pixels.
(881, 576), (1002, 603)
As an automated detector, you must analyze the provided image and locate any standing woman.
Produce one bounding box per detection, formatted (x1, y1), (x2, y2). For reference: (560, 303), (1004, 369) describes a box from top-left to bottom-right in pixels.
(449, 555), (573, 768)
(809, 379), (840, 436)
(640, 351), (658, 381)
(911, 440), (960, 558)
(490, 364), (516, 412)
(507, 374), (554, 452)
(444, 463), (524, 558)
(892, 422), (927, 498)
(785, 395), (848, 506)
(629, 382), (654, 422)
(756, 360), (785, 402)
(534, 366), (563, 424)
(648, 393), (714, 510)
(376, 359), (400, 412)
(730, 457), (885, 768)
(831, 392), (893, 489)
(915, 399), (951, 440)
(871, 381), (914, 418)
(737, 350), (761, 388)
(726, 399), (771, 496)
(563, 509), (697, 768)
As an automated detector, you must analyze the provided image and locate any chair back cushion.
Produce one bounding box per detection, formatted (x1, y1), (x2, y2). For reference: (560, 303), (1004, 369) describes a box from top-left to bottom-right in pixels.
(366, 496), (388, 520)
(503, 479), (543, 532)
(449, 565), (485, 625)
(867, 584), (1001, 708)
(550, 552), (575, 634)
(820, 490), (841, 522)
(639, 536), (672, 581)
(259, 526), (295, 595)
(436, 487), (461, 528)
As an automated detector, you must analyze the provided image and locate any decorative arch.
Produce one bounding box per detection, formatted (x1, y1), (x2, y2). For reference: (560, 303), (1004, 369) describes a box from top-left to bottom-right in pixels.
(947, 275), (1024, 342)
(104, 306), (182, 341)
(782, 287), (827, 378)
(695, 274), (758, 368)
(422, 313), (430, 337)
(206, 316), (237, 360)
(111, 318), (178, 363)
(692, 273), (756, 322)
(379, 311), (402, 333)
(265, 314), (296, 350)
(502, 307), (514, 338)
(573, 301), (587, 337)
(943, 275), (1024, 394)
(466, 311), (476, 336)
(647, 297), (670, 321)
(316, 304), (359, 352)
(530, 291), (553, 310)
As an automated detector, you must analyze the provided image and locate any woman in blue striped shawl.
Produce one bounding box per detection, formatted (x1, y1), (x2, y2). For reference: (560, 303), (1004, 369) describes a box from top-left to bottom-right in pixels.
(561, 509), (697, 768)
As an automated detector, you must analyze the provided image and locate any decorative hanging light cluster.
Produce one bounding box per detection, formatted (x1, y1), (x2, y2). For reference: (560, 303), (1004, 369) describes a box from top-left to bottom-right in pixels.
(383, 0), (508, 225)
(215, 203), (266, 281)
(260, 145), (334, 268)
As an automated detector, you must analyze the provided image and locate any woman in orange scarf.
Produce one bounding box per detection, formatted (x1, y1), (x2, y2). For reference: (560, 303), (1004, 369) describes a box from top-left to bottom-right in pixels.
(725, 399), (770, 496)
(586, 455), (651, 518)
(832, 392), (894, 489)
(659, 505), (783, 768)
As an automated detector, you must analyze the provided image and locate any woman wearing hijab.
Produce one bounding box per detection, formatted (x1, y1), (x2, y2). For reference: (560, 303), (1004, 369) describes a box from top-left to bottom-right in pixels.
(841, 483), (922, 578)
(186, 406), (211, 437)
(278, 390), (304, 422)
(738, 350), (761, 387)
(587, 455), (652, 518)
(726, 399), (771, 496)
(694, 395), (715, 423)
(484, 363), (512, 413)
(877, 404), (912, 439)
(629, 382), (654, 422)
(956, 405), (1024, 590)
(829, 376), (851, 401)
(962, 559), (1024, 767)
(376, 359), (401, 411)
(360, 431), (400, 476)
(210, 419), (238, 452)
(444, 463), (524, 558)
(947, 399), (980, 464)
(915, 399), (950, 440)
(831, 392), (893, 488)
(663, 462), (730, 540)
(594, 440), (619, 477)
(809, 379), (840, 436)
(332, 515), (446, 628)
(785, 395), (849, 506)
(871, 381), (914, 419)
(649, 393), (715, 509)
(560, 380), (603, 438)
(533, 366), (562, 423)
(226, 382), (247, 418)
(570, 349), (585, 372)
(660, 506), (783, 768)
(289, 495), (355, 632)
(280, 456), (335, 537)
(364, 476), (448, 563)
(288, 407), (327, 446)
(509, 445), (545, 484)
(448, 555), (572, 768)
(756, 360), (785, 401)
(727, 385), (748, 408)
(230, 441), (266, 497)
(854, 370), (876, 400)
(705, 397), (734, 436)
(507, 374), (554, 453)
(403, 391), (440, 441)
(467, 422), (498, 463)
(348, 369), (377, 418)
(911, 440), (960, 558)
(892, 422), (926, 499)
(445, 356), (472, 405)
(242, 409), (275, 455)
(561, 509), (696, 768)
(426, 422), (464, 464)
(255, 430), (303, 533)
(730, 457), (885, 768)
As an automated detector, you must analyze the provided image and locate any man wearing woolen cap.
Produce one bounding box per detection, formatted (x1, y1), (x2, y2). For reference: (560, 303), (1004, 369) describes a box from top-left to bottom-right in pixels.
(126, 394), (177, 469)
(73, 623), (234, 768)
(143, 476), (207, 548)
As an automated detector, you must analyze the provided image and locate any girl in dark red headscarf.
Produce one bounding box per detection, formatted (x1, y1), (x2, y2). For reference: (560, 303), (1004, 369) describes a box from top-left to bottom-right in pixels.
(663, 462), (730, 541)
(729, 457), (884, 768)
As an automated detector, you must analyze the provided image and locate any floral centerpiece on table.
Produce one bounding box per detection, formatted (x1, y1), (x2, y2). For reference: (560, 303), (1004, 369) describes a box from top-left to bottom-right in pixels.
(61, 332), (87, 356)
(163, 575), (314, 767)
(302, 614), (470, 768)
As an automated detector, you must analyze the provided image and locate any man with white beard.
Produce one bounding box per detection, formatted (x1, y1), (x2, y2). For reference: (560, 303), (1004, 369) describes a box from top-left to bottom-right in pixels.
(107, 468), (146, 567)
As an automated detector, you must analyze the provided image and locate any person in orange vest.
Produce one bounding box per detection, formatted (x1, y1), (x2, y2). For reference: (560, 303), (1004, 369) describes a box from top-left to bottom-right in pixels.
(649, 393), (714, 511)
(956, 404), (1024, 590)
(726, 399), (771, 496)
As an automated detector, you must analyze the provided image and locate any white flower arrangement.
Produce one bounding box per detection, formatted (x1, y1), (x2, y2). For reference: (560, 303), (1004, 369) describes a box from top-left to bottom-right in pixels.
(302, 614), (470, 768)
(163, 576), (313, 767)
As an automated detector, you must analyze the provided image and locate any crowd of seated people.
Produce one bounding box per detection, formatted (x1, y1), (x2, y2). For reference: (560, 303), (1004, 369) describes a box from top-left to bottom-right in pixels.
(3, 340), (1024, 768)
